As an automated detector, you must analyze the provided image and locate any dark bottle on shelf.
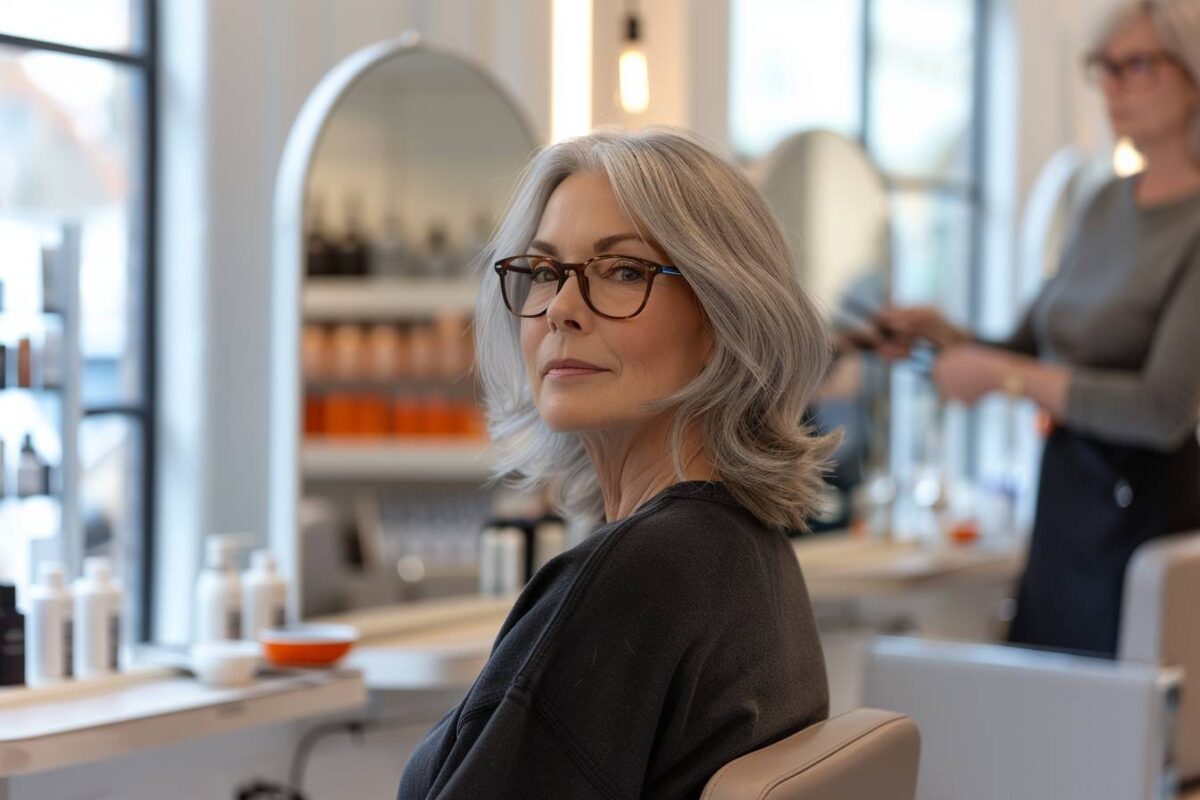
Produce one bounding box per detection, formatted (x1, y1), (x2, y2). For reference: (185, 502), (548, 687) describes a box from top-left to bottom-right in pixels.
(424, 223), (454, 279)
(305, 198), (332, 278)
(0, 584), (25, 687)
(334, 195), (369, 277)
(17, 434), (49, 499)
(0, 342), (7, 390)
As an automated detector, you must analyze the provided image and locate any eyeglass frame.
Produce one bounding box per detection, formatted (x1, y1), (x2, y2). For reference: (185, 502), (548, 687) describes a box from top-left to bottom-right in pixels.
(1082, 50), (1186, 89)
(493, 254), (684, 320)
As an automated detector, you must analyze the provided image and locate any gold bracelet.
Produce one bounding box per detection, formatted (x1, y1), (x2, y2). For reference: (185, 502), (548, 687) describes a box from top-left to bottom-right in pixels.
(1003, 367), (1026, 398)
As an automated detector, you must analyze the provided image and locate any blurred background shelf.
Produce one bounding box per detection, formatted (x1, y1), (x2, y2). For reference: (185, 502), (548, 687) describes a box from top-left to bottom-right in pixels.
(301, 439), (494, 481)
(302, 277), (478, 321)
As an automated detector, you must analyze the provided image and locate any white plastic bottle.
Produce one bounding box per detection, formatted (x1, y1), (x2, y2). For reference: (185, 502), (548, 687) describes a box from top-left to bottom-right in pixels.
(73, 557), (122, 677)
(26, 562), (74, 685)
(242, 550), (287, 640)
(496, 526), (527, 595)
(194, 535), (242, 642)
(477, 523), (502, 596)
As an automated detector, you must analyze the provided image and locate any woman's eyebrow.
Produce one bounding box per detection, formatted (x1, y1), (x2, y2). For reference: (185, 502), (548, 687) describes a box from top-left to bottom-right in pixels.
(593, 233), (643, 252)
(528, 233), (649, 257)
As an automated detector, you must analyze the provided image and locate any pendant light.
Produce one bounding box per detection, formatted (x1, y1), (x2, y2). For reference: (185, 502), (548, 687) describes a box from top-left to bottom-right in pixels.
(619, 2), (649, 114)
(1112, 136), (1146, 177)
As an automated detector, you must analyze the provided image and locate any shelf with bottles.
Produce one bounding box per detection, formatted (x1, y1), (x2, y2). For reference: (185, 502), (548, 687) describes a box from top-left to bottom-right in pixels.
(0, 221), (83, 613)
(301, 314), (486, 444)
(0, 330), (66, 395)
(304, 196), (492, 283)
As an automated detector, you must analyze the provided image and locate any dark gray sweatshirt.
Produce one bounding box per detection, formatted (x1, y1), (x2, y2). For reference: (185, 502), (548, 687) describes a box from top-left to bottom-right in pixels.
(1001, 177), (1200, 450)
(397, 481), (829, 799)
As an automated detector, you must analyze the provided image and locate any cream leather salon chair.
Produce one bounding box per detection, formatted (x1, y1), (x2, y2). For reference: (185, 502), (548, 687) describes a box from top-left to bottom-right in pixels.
(864, 531), (1200, 800)
(701, 708), (920, 800)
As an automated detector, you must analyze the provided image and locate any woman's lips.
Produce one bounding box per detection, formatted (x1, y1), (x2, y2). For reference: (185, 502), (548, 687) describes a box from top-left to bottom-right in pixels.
(546, 366), (608, 379)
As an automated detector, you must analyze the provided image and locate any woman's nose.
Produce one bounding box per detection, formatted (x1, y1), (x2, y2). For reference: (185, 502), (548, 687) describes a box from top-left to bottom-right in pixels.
(545, 273), (590, 331)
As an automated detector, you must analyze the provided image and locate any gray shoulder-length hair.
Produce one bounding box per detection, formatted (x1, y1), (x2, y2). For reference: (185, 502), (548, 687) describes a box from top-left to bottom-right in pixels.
(1093, 0), (1200, 162)
(473, 128), (837, 531)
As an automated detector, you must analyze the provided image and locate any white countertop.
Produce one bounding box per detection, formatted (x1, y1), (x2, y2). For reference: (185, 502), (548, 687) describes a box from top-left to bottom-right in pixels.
(0, 666), (367, 778)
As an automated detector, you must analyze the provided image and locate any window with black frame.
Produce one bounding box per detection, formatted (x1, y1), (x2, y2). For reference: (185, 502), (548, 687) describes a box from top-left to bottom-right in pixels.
(730, 0), (986, 517)
(0, 2), (156, 640)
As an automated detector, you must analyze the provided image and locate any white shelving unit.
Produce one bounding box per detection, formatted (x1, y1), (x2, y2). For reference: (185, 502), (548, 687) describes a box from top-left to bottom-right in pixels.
(302, 440), (493, 482)
(303, 277), (478, 321)
(0, 221), (83, 596)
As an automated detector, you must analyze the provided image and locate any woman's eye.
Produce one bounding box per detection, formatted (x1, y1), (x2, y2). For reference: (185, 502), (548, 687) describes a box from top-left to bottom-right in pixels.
(601, 261), (648, 282)
(530, 266), (558, 283)
(1126, 56), (1152, 75)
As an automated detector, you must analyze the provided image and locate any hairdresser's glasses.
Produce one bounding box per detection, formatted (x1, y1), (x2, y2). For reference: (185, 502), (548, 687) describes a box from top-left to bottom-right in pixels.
(1083, 50), (1184, 90)
(494, 254), (683, 320)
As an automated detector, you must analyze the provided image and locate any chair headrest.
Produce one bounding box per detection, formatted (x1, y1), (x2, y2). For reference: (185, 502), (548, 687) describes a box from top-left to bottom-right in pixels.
(701, 708), (920, 800)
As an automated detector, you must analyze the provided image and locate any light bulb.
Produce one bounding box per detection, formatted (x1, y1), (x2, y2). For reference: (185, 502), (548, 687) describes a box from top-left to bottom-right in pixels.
(1112, 137), (1145, 177)
(619, 46), (649, 114)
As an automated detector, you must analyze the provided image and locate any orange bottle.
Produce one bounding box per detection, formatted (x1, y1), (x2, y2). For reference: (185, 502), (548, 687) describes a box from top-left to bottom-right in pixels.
(392, 393), (419, 437)
(324, 392), (354, 438)
(303, 394), (325, 437)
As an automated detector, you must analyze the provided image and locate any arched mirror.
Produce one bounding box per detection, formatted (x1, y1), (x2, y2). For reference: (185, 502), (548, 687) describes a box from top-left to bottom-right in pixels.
(755, 130), (893, 532)
(268, 35), (539, 619)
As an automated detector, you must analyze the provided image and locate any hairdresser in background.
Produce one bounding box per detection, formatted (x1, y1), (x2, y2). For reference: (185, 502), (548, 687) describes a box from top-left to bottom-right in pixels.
(876, 0), (1200, 657)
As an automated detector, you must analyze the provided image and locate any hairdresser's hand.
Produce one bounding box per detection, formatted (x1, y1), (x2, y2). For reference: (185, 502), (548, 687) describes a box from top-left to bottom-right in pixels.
(933, 344), (1008, 405)
(875, 306), (971, 357)
(833, 326), (884, 355)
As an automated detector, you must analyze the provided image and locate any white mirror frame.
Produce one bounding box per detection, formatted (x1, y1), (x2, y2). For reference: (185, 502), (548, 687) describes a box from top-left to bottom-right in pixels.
(268, 33), (539, 620)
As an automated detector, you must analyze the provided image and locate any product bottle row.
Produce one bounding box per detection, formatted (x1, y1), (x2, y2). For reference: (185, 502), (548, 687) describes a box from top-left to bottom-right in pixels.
(304, 390), (487, 440)
(305, 196), (493, 281)
(302, 318), (474, 384)
(3, 557), (123, 688)
(0, 332), (64, 391)
(2, 541), (290, 689)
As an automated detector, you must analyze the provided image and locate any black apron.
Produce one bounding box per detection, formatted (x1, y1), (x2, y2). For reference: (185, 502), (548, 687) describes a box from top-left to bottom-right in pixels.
(1007, 426), (1200, 657)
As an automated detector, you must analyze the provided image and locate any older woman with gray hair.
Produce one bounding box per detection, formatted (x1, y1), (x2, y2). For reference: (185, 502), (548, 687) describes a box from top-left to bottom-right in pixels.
(876, 0), (1200, 657)
(397, 129), (834, 799)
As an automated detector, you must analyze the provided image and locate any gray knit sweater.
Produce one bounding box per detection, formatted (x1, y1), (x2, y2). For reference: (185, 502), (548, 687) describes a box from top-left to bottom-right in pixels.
(1000, 176), (1200, 451)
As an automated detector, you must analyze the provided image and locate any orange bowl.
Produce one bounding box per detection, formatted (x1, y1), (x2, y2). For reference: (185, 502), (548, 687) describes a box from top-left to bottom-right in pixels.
(258, 624), (359, 668)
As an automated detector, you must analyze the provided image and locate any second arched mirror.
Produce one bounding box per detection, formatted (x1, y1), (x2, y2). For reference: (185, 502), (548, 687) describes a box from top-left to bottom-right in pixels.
(755, 130), (893, 532)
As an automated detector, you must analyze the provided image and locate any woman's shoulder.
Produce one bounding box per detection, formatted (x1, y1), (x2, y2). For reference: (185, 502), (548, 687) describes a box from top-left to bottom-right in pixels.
(585, 482), (793, 598)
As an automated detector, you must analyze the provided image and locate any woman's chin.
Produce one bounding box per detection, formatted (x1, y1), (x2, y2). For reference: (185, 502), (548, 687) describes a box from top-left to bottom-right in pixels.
(540, 414), (610, 434)
(536, 404), (628, 434)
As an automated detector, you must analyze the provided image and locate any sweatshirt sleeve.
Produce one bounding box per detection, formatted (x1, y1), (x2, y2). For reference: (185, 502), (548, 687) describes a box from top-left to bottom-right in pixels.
(1064, 251), (1200, 450)
(425, 690), (618, 800)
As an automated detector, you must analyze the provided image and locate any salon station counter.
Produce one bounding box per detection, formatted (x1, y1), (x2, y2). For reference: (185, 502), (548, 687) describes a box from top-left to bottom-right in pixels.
(0, 666), (367, 782)
(332, 531), (1028, 692)
(0, 532), (1022, 786)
